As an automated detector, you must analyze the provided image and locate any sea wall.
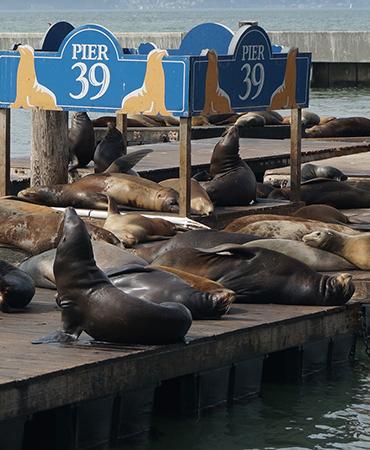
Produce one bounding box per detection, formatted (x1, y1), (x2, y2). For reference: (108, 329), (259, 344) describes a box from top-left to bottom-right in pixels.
(1, 31), (369, 87)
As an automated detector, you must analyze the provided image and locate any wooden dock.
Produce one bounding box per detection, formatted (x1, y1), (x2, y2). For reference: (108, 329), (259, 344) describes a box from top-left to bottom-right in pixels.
(0, 285), (363, 450)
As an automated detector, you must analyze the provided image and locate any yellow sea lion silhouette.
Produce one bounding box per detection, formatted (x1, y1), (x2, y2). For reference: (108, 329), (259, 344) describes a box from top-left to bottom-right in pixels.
(118, 49), (170, 116)
(11, 45), (61, 110)
(201, 49), (233, 115)
(270, 47), (298, 110)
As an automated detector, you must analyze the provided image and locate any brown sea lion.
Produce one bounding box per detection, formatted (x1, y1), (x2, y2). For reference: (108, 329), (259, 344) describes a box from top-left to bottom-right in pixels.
(18, 173), (180, 213)
(151, 244), (354, 306)
(0, 261), (35, 312)
(303, 229), (370, 270)
(268, 180), (370, 209)
(293, 205), (350, 224)
(282, 110), (320, 128)
(237, 219), (359, 240)
(94, 122), (123, 173)
(203, 125), (256, 206)
(159, 178), (214, 216)
(68, 112), (95, 171)
(305, 117), (370, 138)
(235, 113), (266, 128)
(192, 115), (211, 127)
(242, 239), (355, 271)
(103, 197), (178, 246)
(301, 163), (347, 182)
(35, 208), (192, 345)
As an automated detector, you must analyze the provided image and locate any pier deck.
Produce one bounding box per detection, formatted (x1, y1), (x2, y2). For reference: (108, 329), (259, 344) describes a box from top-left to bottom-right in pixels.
(0, 288), (362, 423)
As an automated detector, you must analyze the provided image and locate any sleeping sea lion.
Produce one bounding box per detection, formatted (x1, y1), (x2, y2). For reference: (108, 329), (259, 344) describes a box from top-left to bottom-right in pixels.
(151, 244), (354, 306)
(36, 208), (192, 345)
(293, 205), (349, 224)
(68, 112), (95, 171)
(303, 229), (370, 270)
(203, 125), (256, 206)
(301, 163), (347, 182)
(18, 173), (180, 213)
(0, 261), (35, 312)
(305, 117), (370, 138)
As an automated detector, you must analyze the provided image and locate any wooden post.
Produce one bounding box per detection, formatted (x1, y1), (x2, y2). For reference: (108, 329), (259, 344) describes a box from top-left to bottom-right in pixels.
(179, 116), (192, 217)
(0, 109), (10, 196)
(290, 107), (302, 202)
(31, 110), (69, 187)
(116, 113), (128, 155)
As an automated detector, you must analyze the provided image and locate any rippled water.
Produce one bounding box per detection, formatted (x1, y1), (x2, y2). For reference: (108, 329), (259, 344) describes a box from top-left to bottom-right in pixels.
(112, 349), (370, 450)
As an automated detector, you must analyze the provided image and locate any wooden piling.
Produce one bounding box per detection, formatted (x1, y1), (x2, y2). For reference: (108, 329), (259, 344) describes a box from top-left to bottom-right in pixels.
(179, 116), (192, 217)
(116, 113), (128, 155)
(290, 107), (302, 202)
(0, 108), (10, 196)
(31, 110), (69, 187)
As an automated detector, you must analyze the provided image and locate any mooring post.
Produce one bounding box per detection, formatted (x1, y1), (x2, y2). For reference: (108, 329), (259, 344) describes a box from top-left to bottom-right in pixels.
(179, 116), (192, 217)
(31, 110), (69, 187)
(0, 108), (10, 196)
(116, 113), (128, 155)
(290, 107), (302, 202)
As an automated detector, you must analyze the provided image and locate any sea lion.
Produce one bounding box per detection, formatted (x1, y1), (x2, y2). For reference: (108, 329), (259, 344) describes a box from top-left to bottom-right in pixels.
(103, 197), (178, 246)
(151, 244), (354, 306)
(282, 110), (320, 128)
(235, 113), (266, 128)
(293, 204), (349, 224)
(237, 219), (359, 241)
(37, 207), (192, 345)
(0, 261), (35, 312)
(159, 178), (214, 216)
(94, 123), (123, 173)
(192, 116), (210, 127)
(270, 47), (297, 109)
(203, 125), (256, 206)
(19, 241), (147, 289)
(305, 117), (370, 138)
(303, 229), (370, 270)
(301, 163), (347, 182)
(268, 180), (370, 209)
(18, 173), (180, 213)
(134, 229), (262, 263)
(256, 182), (275, 198)
(243, 239), (355, 271)
(223, 213), (357, 233)
(103, 148), (153, 175)
(92, 116), (116, 128)
(68, 112), (95, 171)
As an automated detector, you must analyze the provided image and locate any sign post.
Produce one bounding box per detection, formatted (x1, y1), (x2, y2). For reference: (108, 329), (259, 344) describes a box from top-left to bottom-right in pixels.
(290, 108), (302, 202)
(0, 109), (10, 196)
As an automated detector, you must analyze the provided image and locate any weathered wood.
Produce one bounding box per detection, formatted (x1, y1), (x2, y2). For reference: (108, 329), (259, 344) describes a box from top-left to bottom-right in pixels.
(0, 108), (10, 196)
(179, 116), (192, 217)
(116, 113), (128, 155)
(290, 107), (302, 202)
(31, 110), (69, 187)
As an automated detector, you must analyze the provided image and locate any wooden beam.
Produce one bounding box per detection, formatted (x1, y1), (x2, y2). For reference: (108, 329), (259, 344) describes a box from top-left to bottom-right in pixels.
(0, 109), (10, 196)
(179, 116), (192, 217)
(31, 110), (69, 187)
(290, 107), (302, 202)
(116, 113), (127, 155)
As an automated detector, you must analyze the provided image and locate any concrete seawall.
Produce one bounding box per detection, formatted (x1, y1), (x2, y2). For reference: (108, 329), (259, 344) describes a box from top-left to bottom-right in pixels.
(1, 31), (369, 87)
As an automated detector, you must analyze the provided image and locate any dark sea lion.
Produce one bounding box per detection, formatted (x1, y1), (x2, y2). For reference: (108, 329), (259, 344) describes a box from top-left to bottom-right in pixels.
(256, 182), (275, 198)
(103, 197), (178, 246)
(301, 163), (347, 182)
(151, 244), (354, 306)
(206, 113), (237, 125)
(268, 180), (370, 209)
(103, 148), (153, 175)
(237, 219), (358, 240)
(18, 173), (180, 213)
(0, 261), (35, 312)
(68, 112), (95, 171)
(19, 241), (147, 289)
(94, 122), (123, 173)
(235, 113), (265, 128)
(293, 204), (349, 224)
(305, 117), (370, 138)
(303, 229), (370, 270)
(92, 116), (116, 128)
(159, 178), (214, 216)
(37, 208), (192, 345)
(134, 229), (263, 263)
(242, 239), (355, 271)
(203, 125), (257, 206)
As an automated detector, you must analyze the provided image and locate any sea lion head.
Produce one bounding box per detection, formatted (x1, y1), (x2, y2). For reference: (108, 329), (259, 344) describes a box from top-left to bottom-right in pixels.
(320, 273), (354, 305)
(18, 186), (61, 206)
(155, 188), (179, 213)
(302, 230), (334, 249)
(317, 165), (347, 181)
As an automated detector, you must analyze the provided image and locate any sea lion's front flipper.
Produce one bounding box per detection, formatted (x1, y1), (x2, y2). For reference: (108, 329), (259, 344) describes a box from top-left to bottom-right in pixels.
(32, 330), (79, 344)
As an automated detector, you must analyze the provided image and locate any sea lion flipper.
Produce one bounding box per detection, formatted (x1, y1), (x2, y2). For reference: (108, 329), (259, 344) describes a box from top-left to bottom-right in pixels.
(197, 243), (256, 258)
(104, 148), (153, 173)
(32, 330), (79, 345)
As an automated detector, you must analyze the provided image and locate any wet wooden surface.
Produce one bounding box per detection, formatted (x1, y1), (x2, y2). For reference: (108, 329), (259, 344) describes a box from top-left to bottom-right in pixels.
(0, 287), (361, 421)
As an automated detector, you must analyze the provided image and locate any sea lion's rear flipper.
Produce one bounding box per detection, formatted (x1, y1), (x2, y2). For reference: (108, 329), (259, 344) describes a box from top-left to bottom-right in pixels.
(104, 148), (153, 173)
(32, 330), (78, 344)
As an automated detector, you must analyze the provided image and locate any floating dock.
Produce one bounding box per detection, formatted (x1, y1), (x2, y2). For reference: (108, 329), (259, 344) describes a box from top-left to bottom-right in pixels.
(0, 288), (363, 450)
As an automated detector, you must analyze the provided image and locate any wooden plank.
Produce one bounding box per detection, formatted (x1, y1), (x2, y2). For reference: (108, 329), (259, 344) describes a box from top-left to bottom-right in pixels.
(116, 113), (128, 155)
(0, 108), (10, 196)
(290, 107), (302, 202)
(179, 117), (192, 217)
(31, 110), (69, 187)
